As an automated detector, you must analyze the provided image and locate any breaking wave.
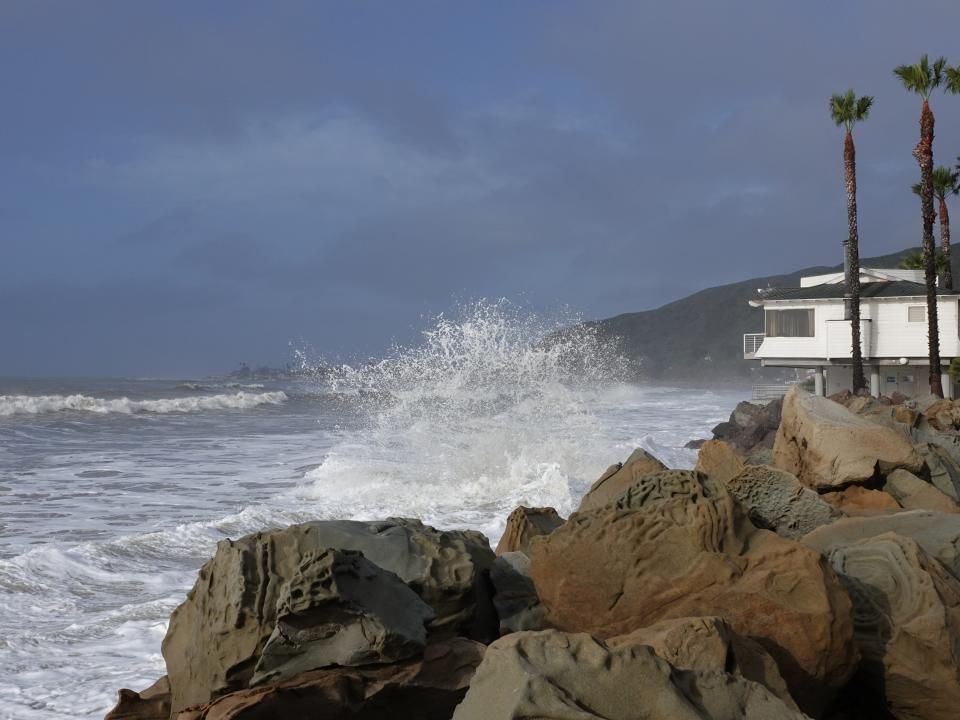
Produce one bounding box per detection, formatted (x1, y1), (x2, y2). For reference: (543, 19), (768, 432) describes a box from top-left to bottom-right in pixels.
(0, 391), (288, 417)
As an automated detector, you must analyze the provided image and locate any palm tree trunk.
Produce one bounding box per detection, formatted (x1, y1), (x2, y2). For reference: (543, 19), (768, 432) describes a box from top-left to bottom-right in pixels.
(940, 196), (953, 290)
(845, 130), (866, 393)
(913, 98), (943, 397)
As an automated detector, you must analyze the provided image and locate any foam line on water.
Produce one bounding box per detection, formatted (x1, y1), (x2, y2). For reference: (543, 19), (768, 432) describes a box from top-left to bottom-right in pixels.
(0, 391), (288, 416)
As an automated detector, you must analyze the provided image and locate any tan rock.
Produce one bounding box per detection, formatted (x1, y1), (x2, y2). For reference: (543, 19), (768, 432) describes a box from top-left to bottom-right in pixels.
(577, 448), (667, 512)
(608, 616), (797, 710)
(174, 638), (484, 720)
(725, 465), (839, 539)
(773, 387), (923, 490)
(923, 398), (960, 432)
(884, 469), (960, 513)
(495, 506), (563, 555)
(451, 630), (808, 720)
(821, 485), (901, 516)
(105, 676), (170, 720)
(802, 510), (960, 580)
(695, 440), (745, 485)
(826, 533), (960, 720)
(529, 470), (857, 716)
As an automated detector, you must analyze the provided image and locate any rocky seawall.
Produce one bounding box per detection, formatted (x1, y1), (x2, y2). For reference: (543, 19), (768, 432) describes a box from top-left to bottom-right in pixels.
(107, 386), (960, 720)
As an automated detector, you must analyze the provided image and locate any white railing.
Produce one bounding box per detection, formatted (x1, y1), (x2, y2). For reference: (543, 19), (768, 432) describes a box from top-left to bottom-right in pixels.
(743, 333), (765, 358)
(752, 383), (793, 402)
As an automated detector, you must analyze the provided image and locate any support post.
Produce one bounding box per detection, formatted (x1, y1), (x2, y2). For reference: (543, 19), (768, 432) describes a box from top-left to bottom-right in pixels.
(870, 367), (881, 398)
(942, 372), (953, 400)
(814, 367), (825, 397)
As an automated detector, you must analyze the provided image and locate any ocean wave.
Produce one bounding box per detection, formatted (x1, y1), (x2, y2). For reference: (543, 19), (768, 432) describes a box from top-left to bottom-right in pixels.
(0, 391), (288, 417)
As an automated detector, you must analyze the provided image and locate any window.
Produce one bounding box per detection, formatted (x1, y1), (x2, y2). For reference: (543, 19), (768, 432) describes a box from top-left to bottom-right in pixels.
(908, 306), (925, 323)
(765, 308), (814, 337)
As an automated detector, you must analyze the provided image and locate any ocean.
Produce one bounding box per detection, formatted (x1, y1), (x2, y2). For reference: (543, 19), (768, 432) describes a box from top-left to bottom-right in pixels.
(0, 303), (749, 719)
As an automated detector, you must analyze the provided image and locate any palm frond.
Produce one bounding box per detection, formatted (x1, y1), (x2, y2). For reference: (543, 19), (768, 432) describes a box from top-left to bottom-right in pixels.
(946, 65), (960, 95)
(829, 90), (871, 128)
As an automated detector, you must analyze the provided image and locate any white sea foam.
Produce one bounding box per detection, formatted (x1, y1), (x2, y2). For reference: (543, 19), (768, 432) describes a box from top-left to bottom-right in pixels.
(0, 391), (287, 416)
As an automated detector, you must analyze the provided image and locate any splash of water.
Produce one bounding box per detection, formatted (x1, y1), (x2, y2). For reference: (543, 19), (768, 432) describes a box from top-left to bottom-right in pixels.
(293, 300), (627, 537)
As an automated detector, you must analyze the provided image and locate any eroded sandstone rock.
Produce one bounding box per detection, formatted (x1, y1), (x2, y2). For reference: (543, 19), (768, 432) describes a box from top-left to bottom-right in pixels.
(495, 506), (563, 555)
(884, 468), (960, 513)
(725, 465), (839, 539)
(105, 676), (171, 720)
(821, 485), (901, 516)
(163, 518), (495, 712)
(826, 533), (960, 720)
(773, 387), (923, 489)
(174, 638), (484, 720)
(695, 440), (745, 485)
(607, 616), (797, 710)
(577, 448), (667, 512)
(451, 630), (808, 720)
(529, 470), (857, 716)
(802, 510), (960, 581)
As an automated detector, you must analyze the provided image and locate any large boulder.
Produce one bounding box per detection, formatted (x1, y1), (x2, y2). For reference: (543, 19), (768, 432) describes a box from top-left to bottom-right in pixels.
(164, 546), (433, 710)
(577, 448), (667, 512)
(163, 519), (495, 713)
(725, 465), (839, 539)
(695, 440), (745, 485)
(529, 470), (857, 716)
(884, 468), (960, 513)
(826, 533), (960, 720)
(913, 442), (960, 501)
(802, 511), (960, 581)
(451, 630), (808, 720)
(711, 398), (783, 453)
(495, 506), (563, 555)
(607, 616), (797, 710)
(773, 387), (923, 490)
(174, 638), (485, 720)
(105, 676), (171, 720)
(489, 552), (545, 635)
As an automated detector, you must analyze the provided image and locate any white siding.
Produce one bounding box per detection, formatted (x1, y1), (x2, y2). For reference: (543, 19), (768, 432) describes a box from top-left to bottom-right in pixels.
(754, 296), (960, 361)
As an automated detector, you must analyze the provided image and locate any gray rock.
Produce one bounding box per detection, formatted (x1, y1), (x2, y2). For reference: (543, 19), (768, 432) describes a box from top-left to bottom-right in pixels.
(802, 510), (960, 580)
(251, 549), (433, 686)
(489, 552), (544, 634)
(913, 440), (960, 501)
(726, 465), (839, 539)
(452, 630), (809, 720)
(162, 518), (496, 713)
(884, 468), (960, 513)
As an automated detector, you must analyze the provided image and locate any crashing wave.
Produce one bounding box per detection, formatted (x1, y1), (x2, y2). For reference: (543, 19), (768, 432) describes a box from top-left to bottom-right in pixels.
(0, 391), (288, 416)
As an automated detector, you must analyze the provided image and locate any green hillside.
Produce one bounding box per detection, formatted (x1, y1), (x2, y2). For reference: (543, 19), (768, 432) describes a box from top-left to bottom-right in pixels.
(588, 247), (936, 380)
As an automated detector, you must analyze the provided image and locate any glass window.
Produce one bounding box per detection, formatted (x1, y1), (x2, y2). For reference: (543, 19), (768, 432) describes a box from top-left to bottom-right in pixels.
(765, 309), (814, 337)
(908, 306), (925, 322)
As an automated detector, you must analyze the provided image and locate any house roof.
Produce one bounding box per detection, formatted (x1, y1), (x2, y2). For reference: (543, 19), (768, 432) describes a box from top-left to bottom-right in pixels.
(758, 280), (960, 302)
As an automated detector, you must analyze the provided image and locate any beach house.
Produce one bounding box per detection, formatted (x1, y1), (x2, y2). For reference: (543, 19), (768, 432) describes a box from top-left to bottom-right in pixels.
(743, 267), (960, 398)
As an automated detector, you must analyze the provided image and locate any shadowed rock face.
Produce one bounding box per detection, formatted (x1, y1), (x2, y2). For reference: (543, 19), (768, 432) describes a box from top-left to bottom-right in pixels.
(174, 638), (485, 720)
(451, 630), (809, 720)
(162, 518), (495, 713)
(724, 465), (839, 539)
(105, 676), (170, 720)
(607, 616), (797, 710)
(577, 448), (667, 512)
(826, 533), (960, 720)
(773, 387), (923, 489)
(494, 506), (563, 555)
(529, 470), (857, 716)
(489, 552), (545, 635)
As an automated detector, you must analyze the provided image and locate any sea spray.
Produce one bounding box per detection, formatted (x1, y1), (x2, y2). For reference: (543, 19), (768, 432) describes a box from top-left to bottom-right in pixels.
(0, 391), (287, 416)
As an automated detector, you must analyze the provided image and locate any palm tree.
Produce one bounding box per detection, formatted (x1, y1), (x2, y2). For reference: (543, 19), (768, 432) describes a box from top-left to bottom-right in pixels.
(912, 166), (960, 289)
(898, 249), (949, 274)
(829, 90), (873, 394)
(894, 55), (948, 396)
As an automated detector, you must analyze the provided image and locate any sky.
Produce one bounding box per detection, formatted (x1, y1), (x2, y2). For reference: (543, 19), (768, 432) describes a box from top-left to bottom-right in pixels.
(4, 1), (960, 377)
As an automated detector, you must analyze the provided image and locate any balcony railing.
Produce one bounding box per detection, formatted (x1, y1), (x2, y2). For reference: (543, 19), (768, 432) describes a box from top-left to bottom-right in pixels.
(743, 333), (765, 359)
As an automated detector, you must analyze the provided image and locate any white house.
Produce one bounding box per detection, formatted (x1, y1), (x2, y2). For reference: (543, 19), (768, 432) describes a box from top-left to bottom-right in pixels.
(743, 268), (960, 398)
